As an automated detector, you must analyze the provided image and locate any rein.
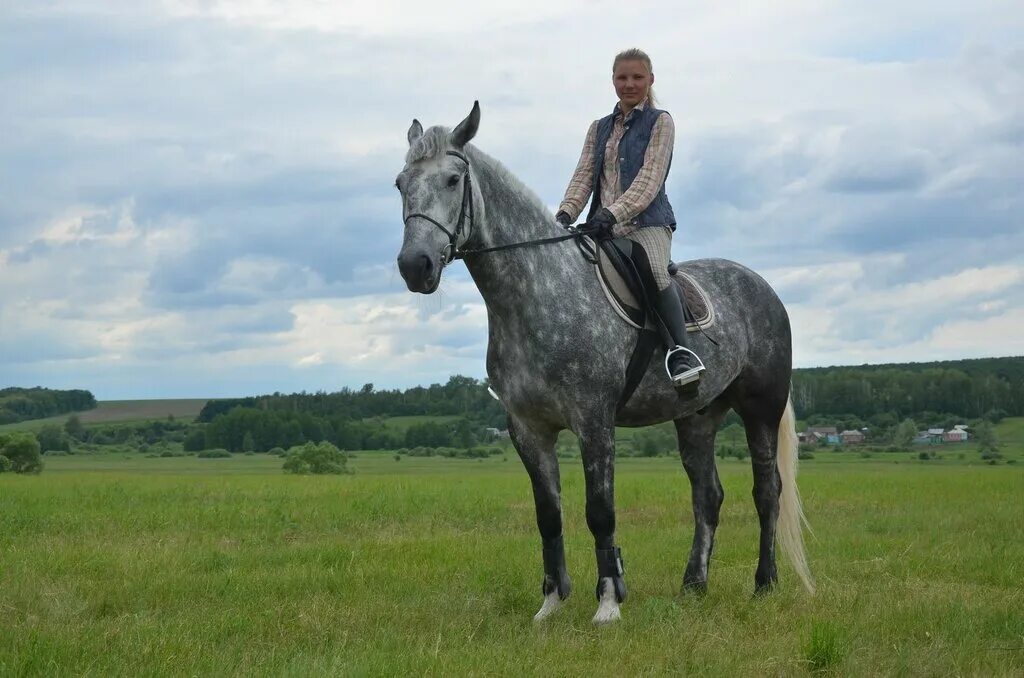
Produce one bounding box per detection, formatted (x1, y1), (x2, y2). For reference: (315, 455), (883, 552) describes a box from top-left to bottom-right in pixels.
(403, 149), (599, 264)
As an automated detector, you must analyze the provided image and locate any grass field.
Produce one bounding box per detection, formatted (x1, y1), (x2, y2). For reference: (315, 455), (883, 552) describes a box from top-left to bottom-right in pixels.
(2, 449), (1022, 676)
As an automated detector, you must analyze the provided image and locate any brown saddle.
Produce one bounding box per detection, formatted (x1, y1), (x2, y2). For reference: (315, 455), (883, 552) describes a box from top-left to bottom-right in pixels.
(595, 238), (715, 332)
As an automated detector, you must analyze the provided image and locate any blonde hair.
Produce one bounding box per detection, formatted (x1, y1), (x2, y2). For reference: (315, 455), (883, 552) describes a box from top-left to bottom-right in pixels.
(613, 48), (658, 108)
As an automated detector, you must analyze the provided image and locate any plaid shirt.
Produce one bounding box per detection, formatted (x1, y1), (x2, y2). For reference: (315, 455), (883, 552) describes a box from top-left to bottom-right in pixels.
(558, 98), (675, 237)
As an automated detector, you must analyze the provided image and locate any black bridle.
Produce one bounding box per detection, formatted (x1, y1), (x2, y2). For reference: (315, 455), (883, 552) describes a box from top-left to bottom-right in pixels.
(402, 150), (475, 266)
(402, 150), (598, 264)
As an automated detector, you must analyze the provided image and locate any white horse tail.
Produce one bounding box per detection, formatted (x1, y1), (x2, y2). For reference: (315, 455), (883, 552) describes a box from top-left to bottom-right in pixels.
(776, 396), (816, 594)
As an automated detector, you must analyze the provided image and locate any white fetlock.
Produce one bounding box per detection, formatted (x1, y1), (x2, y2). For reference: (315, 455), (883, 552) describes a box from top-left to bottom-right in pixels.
(532, 591), (563, 622)
(591, 578), (622, 625)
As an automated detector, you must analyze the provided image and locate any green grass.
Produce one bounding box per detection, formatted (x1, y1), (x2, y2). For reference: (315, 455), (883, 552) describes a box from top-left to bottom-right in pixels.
(2, 450), (1022, 676)
(0, 399), (209, 432)
(995, 417), (1024, 446)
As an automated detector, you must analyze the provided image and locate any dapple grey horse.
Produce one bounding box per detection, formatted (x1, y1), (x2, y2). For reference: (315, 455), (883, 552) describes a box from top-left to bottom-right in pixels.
(395, 102), (813, 624)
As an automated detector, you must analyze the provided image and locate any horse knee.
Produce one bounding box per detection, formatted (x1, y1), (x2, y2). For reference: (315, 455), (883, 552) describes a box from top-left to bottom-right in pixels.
(585, 494), (616, 538)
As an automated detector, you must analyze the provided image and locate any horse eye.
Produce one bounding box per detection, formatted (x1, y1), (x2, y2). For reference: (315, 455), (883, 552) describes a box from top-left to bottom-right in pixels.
(447, 174), (460, 188)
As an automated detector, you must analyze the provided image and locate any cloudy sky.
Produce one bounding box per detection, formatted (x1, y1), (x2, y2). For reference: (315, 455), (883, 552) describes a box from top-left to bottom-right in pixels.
(1, 1), (1022, 399)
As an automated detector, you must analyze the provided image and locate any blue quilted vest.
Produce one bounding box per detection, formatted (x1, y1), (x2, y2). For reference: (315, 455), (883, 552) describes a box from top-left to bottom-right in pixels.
(586, 102), (676, 230)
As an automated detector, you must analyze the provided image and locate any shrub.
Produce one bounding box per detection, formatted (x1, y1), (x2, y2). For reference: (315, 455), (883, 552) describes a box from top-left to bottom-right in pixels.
(183, 429), (207, 452)
(0, 455), (12, 473)
(0, 433), (43, 474)
(394, 454), (401, 462)
(268, 447), (286, 457)
(283, 441), (351, 475)
(798, 449), (815, 460)
(197, 448), (232, 458)
(980, 449), (1003, 462)
(36, 424), (70, 453)
(918, 451), (932, 461)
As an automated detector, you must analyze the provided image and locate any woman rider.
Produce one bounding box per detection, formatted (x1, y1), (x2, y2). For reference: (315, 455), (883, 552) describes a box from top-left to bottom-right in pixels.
(555, 47), (704, 390)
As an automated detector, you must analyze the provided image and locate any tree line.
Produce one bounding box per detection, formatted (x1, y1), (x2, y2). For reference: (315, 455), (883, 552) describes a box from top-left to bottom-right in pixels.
(195, 358), (1022, 439)
(0, 387), (96, 425)
(197, 375), (506, 427)
(790, 356), (1021, 420)
(191, 408), (491, 453)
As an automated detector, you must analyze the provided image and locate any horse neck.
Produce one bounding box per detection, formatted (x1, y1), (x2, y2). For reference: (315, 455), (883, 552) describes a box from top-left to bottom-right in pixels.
(461, 150), (596, 319)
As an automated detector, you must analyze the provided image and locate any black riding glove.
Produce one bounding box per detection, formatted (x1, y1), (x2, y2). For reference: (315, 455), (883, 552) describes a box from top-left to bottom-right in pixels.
(589, 207), (617, 237)
(555, 210), (572, 228)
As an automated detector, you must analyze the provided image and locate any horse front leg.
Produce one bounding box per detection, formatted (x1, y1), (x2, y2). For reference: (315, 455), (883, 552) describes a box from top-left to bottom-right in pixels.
(508, 415), (570, 621)
(578, 422), (625, 624)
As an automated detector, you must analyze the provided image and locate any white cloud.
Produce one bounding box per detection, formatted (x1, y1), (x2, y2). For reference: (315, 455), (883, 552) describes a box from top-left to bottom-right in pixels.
(160, 0), (587, 35)
(1, 1), (1022, 397)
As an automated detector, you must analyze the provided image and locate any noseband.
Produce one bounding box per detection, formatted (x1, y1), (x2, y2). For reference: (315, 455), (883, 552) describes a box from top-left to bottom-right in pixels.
(402, 150), (474, 266)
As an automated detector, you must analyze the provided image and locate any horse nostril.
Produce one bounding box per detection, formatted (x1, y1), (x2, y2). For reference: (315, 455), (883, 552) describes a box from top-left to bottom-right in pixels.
(421, 255), (433, 277)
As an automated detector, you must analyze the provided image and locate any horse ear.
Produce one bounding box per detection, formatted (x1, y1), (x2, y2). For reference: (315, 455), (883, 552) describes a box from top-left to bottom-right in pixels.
(450, 101), (480, 148)
(407, 119), (423, 146)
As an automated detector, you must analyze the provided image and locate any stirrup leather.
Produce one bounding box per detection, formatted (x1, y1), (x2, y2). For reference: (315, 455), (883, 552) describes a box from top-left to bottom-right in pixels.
(665, 346), (705, 386)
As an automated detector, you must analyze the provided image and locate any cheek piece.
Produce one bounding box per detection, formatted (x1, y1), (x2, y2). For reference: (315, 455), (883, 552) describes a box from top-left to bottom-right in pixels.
(402, 150), (474, 266)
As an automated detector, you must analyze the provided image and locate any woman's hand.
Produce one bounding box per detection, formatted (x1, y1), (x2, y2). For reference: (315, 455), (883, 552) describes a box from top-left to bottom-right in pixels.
(555, 210), (572, 228)
(588, 207), (617, 237)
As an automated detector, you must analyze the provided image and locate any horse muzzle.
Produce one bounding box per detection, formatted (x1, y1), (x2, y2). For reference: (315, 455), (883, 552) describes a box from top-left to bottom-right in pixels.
(397, 249), (442, 294)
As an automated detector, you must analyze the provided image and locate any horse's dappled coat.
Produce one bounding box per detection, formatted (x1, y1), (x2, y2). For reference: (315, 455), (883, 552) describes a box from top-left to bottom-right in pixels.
(396, 102), (813, 624)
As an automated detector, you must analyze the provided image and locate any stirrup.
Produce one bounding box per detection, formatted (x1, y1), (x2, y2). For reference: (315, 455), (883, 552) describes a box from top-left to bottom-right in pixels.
(665, 346), (705, 386)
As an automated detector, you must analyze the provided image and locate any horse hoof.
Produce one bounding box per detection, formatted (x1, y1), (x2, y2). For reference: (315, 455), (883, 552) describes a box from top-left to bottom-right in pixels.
(591, 604), (621, 625)
(533, 591), (563, 622)
(592, 578), (622, 625)
(682, 579), (708, 595)
(753, 581), (776, 596)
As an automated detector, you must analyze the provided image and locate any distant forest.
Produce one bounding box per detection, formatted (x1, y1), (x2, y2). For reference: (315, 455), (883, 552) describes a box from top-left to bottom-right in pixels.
(187, 356), (1024, 451)
(5, 356), (1021, 453)
(0, 387), (97, 425)
(199, 356), (1022, 425)
(791, 356), (1022, 422)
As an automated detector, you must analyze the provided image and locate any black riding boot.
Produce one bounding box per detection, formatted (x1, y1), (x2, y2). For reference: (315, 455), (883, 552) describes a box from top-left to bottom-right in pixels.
(652, 285), (705, 389)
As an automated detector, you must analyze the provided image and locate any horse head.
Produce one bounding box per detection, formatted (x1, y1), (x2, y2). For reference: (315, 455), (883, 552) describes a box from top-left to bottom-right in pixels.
(395, 101), (481, 293)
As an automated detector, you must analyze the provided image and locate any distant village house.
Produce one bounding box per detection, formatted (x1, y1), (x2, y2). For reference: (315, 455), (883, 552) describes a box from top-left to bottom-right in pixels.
(914, 426), (969, 444)
(840, 430), (865, 445)
(799, 426), (840, 445)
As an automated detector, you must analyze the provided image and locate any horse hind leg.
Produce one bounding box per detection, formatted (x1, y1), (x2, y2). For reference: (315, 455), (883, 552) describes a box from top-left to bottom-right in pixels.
(507, 416), (570, 622)
(741, 398), (815, 595)
(745, 417), (781, 592)
(675, 401), (729, 592)
(736, 394), (789, 593)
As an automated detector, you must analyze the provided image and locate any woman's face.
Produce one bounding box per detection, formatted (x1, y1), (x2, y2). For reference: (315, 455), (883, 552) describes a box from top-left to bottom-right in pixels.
(613, 59), (653, 109)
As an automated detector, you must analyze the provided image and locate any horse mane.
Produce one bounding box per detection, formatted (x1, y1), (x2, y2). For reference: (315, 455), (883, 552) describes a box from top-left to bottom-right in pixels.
(407, 125), (554, 227)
